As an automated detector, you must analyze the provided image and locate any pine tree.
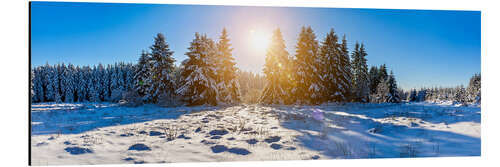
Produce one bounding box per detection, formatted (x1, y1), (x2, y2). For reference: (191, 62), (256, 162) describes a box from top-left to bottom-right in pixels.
(95, 64), (106, 101)
(30, 68), (35, 102)
(89, 65), (100, 102)
(176, 33), (218, 106)
(467, 73), (481, 104)
(260, 28), (292, 104)
(292, 26), (324, 104)
(148, 33), (176, 103)
(368, 66), (379, 95)
(338, 35), (352, 102)
(387, 71), (400, 103)
(75, 66), (86, 102)
(134, 50), (152, 101)
(63, 64), (76, 102)
(454, 85), (467, 104)
(215, 28), (241, 104)
(351, 42), (370, 102)
(319, 28), (340, 101)
(408, 89), (417, 102)
(33, 67), (45, 102)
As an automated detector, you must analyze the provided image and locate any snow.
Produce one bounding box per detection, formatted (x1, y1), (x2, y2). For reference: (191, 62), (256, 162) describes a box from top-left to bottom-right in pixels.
(31, 102), (480, 165)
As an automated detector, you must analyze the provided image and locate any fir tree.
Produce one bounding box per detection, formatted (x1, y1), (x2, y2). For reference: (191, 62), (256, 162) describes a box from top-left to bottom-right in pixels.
(351, 42), (370, 102)
(467, 73), (481, 104)
(260, 28), (292, 104)
(338, 35), (352, 101)
(368, 66), (379, 95)
(148, 33), (176, 103)
(176, 33), (218, 106)
(215, 28), (241, 104)
(134, 50), (152, 101)
(319, 28), (340, 101)
(292, 26), (324, 104)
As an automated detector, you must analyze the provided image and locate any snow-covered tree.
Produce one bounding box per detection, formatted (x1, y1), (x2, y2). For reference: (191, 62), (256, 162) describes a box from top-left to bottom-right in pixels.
(215, 28), (241, 104)
(368, 66), (379, 95)
(408, 89), (417, 102)
(176, 33), (218, 106)
(319, 28), (340, 101)
(454, 85), (467, 105)
(133, 50), (152, 101)
(62, 64), (76, 102)
(32, 67), (44, 102)
(148, 33), (176, 103)
(292, 26), (325, 104)
(338, 35), (352, 101)
(260, 28), (292, 104)
(467, 73), (481, 104)
(351, 42), (370, 102)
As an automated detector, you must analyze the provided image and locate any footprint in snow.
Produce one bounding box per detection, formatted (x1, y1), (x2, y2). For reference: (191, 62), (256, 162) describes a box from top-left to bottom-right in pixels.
(64, 147), (93, 155)
(264, 136), (281, 143)
(149, 131), (164, 136)
(270, 144), (283, 150)
(128, 144), (151, 151)
(209, 129), (229, 136)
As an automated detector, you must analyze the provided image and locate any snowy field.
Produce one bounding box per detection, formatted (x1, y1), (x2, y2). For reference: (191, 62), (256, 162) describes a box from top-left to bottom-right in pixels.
(30, 102), (480, 165)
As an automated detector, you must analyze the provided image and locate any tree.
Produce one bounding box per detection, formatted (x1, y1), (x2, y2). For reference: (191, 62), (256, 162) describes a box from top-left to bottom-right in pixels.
(215, 28), (241, 104)
(134, 50), (152, 101)
(368, 66), (379, 95)
(338, 35), (352, 101)
(292, 26), (325, 104)
(467, 73), (481, 104)
(176, 33), (218, 106)
(387, 71), (400, 103)
(454, 85), (467, 105)
(408, 89), (417, 102)
(260, 28), (292, 104)
(148, 33), (176, 103)
(351, 42), (370, 102)
(62, 64), (76, 102)
(319, 28), (341, 102)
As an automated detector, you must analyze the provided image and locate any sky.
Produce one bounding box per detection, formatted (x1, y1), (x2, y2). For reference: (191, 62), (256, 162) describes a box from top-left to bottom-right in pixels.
(30, 2), (481, 90)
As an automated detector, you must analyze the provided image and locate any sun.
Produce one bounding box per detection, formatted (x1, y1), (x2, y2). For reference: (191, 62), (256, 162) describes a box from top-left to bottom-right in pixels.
(249, 29), (271, 52)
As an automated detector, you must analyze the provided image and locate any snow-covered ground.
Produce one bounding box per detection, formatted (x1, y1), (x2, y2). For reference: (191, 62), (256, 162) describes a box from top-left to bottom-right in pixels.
(30, 102), (480, 165)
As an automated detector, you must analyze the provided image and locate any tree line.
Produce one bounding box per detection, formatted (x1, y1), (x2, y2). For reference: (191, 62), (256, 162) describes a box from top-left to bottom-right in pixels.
(31, 26), (479, 106)
(32, 28), (241, 106)
(259, 26), (400, 105)
(404, 74), (481, 105)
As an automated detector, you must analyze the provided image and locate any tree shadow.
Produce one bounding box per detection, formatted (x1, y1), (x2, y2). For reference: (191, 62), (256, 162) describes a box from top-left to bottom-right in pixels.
(30, 103), (228, 135)
(273, 104), (480, 159)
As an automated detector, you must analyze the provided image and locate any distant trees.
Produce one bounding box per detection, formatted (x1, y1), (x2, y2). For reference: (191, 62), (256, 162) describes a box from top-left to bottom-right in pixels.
(467, 74), (481, 104)
(405, 73), (481, 105)
(31, 62), (135, 103)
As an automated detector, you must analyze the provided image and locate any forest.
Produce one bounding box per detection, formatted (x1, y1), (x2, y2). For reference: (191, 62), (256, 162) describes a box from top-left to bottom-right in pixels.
(30, 26), (481, 106)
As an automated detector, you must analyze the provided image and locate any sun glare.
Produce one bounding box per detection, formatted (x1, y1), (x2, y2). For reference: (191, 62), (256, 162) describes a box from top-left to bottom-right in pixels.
(249, 29), (271, 52)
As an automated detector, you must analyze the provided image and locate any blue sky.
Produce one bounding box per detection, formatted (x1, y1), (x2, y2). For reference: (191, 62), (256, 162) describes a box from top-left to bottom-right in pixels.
(30, 2), (480, 90)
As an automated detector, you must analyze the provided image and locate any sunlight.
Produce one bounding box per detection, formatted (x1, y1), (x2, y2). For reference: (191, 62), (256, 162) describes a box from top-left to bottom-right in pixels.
(249, 29), (271, 52)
